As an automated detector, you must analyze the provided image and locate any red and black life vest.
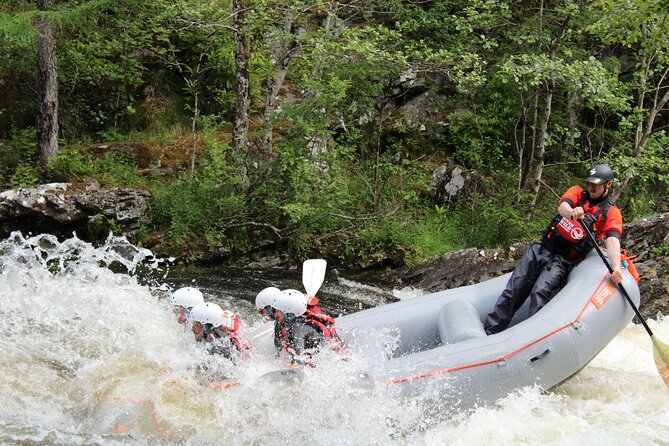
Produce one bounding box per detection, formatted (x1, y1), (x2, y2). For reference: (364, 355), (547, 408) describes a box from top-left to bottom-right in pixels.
(541, 188), (613, 260)
(304, 305), (346, 352)
(225, 330), (251, 356)
(273, 305), (346, 359)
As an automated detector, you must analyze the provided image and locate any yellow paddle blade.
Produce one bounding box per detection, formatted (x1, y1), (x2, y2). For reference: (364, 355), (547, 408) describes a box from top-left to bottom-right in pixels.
(652, 335), (669, 388)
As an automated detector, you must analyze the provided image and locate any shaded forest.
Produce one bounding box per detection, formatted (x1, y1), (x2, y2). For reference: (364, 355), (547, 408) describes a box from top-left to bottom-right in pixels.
(1, 0), (668, 265)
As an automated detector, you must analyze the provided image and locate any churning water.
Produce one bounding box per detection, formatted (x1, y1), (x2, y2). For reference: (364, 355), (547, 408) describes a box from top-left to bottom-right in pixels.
(0, 233), (667, 445)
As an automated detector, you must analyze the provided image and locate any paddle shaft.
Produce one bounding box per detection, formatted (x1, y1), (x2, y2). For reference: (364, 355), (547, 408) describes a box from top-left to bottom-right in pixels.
(580, 220), (654, 337)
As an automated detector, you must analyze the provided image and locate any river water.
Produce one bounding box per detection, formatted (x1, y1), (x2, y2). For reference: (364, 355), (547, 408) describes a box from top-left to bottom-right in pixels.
(0, 233), (667, 445)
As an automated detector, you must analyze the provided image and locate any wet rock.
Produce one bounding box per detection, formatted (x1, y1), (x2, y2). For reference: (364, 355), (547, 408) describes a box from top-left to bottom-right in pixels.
(622, 213), (669, 320)
(428, 162), (484, 204)
(386, 242), (529, 292)
(619, 213), (669, 260)
(0, 183), (152, 243)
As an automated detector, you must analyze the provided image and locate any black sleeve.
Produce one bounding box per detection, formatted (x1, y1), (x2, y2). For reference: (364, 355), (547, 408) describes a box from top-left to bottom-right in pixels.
(208, 337), (234, 360)
(274, 322), (285, 353)
(559, 198), (575, 207)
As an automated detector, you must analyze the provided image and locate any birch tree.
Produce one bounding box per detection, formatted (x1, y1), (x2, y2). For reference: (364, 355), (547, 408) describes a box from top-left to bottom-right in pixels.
(35, 0), (58, 175)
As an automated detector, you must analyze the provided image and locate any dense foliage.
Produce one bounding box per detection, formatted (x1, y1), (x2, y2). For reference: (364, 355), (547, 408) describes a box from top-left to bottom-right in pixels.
(1, 0), (668, 264)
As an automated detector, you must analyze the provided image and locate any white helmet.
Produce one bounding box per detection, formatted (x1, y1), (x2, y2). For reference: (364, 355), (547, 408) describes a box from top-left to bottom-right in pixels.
(189, 302), (224, 327)
(255, 286), (281, 310)
(170, 287), (204, 308)
(273, 289), (307, 317)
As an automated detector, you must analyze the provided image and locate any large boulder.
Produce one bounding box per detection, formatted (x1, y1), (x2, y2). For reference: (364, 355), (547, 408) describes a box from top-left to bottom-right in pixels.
(428, 162), (485, 205)
(623, 214), (669, 320)
(386, 242), (529, 292)
(0, 183), (152, 242)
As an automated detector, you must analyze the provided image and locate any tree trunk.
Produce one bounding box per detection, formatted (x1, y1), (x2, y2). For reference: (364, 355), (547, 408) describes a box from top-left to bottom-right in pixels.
(520, 89), (540, 191)
(526, 81), (554, 218)
(191, 89), (199, 172)
(522, 0), (545, 192)
(262, 9), (296, 155)
(514, 91), (527, 203)
(232, 0), (250, 155)
(566, 90), (578, 156)
(36, 0), (58, 176)
(612, 65), (669, 201)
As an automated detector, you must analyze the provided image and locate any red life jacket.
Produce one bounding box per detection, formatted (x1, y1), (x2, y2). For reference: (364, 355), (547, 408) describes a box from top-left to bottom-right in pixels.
(217, 310), (251, 356)
(304, 305), (345, 352)
(542, 189), (613, 260)
(225, 329), (251, 356)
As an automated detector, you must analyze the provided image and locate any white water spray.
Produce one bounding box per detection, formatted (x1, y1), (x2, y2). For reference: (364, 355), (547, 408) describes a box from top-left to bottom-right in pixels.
(0, 233), (667, 445)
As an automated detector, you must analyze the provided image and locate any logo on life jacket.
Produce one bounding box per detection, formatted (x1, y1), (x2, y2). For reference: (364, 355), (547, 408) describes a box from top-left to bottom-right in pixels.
(543, 215), (594, 259)
(556, 217), (585, 243)
(221, 310), (240, 332)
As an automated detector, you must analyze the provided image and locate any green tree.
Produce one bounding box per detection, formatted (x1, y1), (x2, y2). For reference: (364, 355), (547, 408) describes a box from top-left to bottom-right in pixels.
(0, 0), (59, 175)
(588, 0), (669, 201)
(232, 0), (250, 155)
(151, 0), (234, 171)
(488, 1), (625, 213)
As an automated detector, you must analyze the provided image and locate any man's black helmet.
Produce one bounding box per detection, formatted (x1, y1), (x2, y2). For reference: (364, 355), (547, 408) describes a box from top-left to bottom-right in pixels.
(585, 163), (614, 185)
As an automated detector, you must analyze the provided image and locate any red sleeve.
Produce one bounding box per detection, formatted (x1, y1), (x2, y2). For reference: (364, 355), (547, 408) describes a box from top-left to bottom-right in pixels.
(559, 185), (583, 206)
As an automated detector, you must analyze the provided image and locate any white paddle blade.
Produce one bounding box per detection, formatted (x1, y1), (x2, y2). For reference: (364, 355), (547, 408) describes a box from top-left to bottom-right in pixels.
(303, 259), (327, 296)
(257, 368), (304, 384)
(653, 336), (669, 388)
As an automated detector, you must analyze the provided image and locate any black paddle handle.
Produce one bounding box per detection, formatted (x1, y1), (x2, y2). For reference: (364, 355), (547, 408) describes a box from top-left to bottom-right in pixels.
(579, 219), (654, 337)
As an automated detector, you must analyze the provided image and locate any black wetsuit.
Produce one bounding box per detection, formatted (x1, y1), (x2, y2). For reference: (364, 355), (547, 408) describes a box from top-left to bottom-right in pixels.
(274, 318), (324, 365)
(206, 327), (249, 364)
(483, 241), (572, 335)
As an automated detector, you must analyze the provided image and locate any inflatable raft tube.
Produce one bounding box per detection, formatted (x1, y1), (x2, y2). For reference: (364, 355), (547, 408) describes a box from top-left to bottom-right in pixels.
(249, 249), (640, 409)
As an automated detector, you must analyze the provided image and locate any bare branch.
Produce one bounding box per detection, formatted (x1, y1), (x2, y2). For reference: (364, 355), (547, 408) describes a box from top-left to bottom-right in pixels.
(227, 221), (284, 238)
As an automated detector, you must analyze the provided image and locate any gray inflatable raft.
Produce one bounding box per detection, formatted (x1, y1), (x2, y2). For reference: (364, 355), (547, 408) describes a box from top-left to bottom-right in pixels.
(250, 250), (640, 408)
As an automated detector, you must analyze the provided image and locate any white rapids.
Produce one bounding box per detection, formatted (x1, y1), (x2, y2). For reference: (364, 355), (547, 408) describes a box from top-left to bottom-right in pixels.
(0, 233), (667, 445)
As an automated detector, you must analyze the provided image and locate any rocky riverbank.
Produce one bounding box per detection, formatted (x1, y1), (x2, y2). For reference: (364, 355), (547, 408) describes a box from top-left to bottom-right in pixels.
(1, 183), (667, 320)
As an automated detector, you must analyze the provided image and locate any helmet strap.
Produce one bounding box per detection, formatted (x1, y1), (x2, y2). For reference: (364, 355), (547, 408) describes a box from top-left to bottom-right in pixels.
(203, 323), (213, 338)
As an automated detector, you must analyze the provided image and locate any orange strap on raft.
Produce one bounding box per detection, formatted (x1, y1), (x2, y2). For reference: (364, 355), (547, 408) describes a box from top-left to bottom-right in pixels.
(210, 381), (241, 390)
(98, 395), (169, 439)
(621, 250), (640, 283)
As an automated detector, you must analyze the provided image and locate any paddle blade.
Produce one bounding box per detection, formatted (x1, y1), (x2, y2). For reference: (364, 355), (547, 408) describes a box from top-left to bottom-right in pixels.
(303, 259), (327, 297)
(652, 335), (669, 388)
(257, 368), (304, 384)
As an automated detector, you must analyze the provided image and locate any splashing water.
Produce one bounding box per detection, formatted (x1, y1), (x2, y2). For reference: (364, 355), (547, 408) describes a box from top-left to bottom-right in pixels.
(0, 233), (668, 445)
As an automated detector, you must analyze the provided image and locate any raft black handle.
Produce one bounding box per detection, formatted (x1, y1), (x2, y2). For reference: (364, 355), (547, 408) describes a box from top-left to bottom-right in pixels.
(530, 347), (551, 362)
